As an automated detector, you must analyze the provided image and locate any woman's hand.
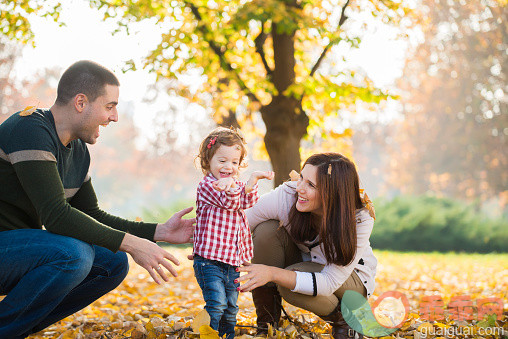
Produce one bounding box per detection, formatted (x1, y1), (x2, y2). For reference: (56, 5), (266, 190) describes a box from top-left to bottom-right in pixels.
(236, 262), (274, 292)
(237, 262), (298, 292)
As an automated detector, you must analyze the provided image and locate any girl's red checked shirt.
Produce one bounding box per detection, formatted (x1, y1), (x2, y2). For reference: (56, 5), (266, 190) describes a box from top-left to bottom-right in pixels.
(193, 174), (259, 266)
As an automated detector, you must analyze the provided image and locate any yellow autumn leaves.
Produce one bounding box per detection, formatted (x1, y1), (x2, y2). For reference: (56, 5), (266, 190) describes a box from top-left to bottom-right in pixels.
(27, 248), (507, 339)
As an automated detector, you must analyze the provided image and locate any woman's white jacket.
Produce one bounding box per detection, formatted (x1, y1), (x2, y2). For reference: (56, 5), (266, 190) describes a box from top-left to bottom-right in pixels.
(245, 181), (377, 298)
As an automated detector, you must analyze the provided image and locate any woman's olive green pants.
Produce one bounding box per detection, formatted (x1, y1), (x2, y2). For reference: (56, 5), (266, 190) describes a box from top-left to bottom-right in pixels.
(252, 220), (366, 316)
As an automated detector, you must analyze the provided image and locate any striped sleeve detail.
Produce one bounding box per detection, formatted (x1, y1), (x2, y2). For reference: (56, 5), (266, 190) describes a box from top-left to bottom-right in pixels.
(8, 150), (56, 164)
(0, 147), (8, 161)
(64, 188), (80, 199)
(311, 272), (317, 297)
(292, 271), (315, 295)
(310, 272), (317, 297)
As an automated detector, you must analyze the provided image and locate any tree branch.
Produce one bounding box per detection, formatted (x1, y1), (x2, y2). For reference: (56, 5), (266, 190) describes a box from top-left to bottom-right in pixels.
(255, 22), (273, 77)
(184, 1), (261, 103)
(309, 0), (350, 77)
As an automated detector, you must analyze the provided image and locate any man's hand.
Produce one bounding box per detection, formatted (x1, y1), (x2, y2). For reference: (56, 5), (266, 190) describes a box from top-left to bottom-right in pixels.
(154, 207), (196, 244)
(119, 233), (180, 284)
(246, 171), (274, 193)
(212, 177), (236, 191)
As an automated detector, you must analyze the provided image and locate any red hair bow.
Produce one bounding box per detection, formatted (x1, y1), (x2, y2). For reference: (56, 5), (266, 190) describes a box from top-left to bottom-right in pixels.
(207, 136), (217, 149)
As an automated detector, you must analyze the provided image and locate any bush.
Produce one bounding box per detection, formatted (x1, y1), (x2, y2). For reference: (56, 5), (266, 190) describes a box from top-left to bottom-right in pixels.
(141, 200), (196, 223)
(370, 196), (508, 253)
(141, 200), (196, 248)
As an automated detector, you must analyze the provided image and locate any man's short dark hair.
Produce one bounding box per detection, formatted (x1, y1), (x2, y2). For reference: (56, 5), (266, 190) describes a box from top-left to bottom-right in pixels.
(55, 60), (120, 105)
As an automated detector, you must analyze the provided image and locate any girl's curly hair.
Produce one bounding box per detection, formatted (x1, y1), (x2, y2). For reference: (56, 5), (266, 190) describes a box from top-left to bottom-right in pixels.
(197, 127), (247, 175)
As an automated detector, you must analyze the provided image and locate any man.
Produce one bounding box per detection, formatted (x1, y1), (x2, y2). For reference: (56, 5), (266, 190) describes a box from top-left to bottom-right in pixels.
(0, 60), (195, 338)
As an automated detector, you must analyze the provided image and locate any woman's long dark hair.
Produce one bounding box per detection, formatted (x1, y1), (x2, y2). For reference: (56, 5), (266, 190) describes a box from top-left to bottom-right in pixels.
(288, 153), (364, 266)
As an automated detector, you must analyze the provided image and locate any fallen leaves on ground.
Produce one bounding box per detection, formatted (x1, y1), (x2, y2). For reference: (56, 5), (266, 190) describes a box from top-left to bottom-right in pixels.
(28, 249), (507, 338)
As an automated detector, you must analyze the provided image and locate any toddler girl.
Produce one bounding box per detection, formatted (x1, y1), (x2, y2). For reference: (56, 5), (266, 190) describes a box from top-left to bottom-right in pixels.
(193, 127), (273, 338)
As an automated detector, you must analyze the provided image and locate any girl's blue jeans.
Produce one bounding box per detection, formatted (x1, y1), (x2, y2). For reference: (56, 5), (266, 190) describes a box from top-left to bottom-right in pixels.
(193, 255), (240, 339)
(0, 229), (129, 338)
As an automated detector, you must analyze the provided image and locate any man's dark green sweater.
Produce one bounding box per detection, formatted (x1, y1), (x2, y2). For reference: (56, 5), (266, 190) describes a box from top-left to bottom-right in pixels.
(0, 109), (156, 252)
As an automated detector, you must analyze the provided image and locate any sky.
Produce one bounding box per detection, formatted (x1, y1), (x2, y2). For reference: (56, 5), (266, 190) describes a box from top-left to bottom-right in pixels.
(12, 0), (410, 141)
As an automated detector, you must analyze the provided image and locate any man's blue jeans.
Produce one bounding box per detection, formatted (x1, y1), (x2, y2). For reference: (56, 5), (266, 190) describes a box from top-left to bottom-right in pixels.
(0, 229), (129, 338)
(193, 255), (240, 339)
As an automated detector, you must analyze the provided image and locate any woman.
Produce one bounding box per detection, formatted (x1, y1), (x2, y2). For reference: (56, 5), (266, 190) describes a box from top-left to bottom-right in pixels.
(238, 153), (377, 339)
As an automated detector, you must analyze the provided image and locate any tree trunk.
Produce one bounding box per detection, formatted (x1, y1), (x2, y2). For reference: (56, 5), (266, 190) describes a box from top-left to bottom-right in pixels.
(261, 18), (309, 186)
(218, 109), (240, 129)
(260, 96), (309, 186)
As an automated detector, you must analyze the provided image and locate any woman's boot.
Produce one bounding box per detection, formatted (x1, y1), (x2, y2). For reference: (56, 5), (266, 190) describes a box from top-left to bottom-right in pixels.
(251, 285), (282, 334)
(319, 303), (364, 339)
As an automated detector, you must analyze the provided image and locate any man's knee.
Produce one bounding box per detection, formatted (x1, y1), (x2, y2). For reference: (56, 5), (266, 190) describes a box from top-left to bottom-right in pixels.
(90, 247), (129, 291)
(53, 238), (95, 285)
(111, 251), (129, 285)
(0, 231), (95, 295)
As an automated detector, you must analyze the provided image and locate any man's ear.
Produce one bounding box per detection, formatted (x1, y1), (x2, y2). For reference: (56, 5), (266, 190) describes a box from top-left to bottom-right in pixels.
(74, 93), (88, 113)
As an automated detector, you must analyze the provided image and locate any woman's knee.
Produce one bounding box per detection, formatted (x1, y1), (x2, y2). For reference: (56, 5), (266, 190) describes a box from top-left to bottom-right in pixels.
(252, 219), (280, 243)
(277, 285), (338, 316)
(285, 261), (324, 273)
(333, 271), (367, 303)
(252, 220), (284, 266)
(278, 262), (337, 316)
